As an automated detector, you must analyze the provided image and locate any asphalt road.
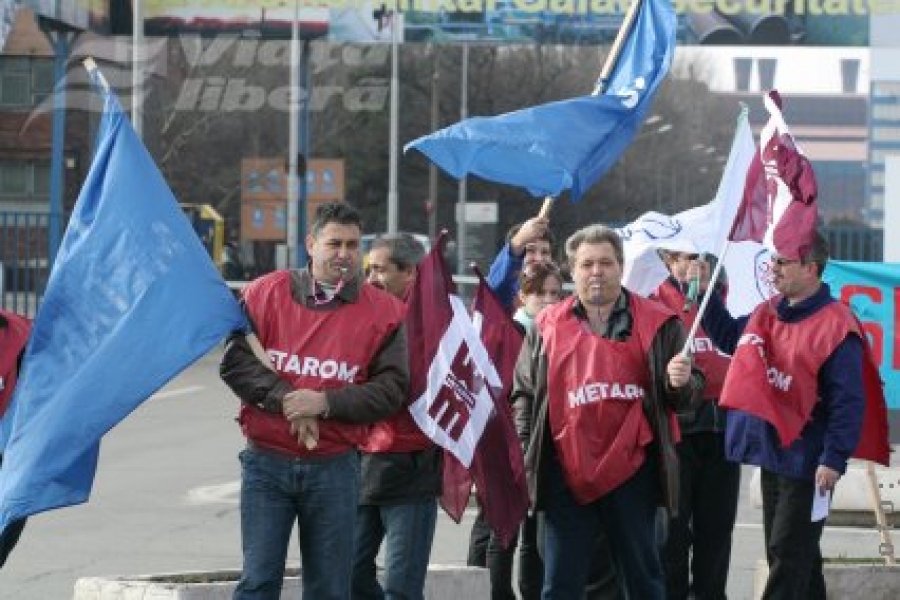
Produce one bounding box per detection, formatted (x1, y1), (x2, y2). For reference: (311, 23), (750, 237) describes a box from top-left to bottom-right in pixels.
(1, 348), (893, 599)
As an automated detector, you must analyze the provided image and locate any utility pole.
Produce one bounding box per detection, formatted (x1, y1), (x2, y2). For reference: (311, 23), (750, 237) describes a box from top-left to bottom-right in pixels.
(455, 44), (468, 275)
(428, 47), (439, 242)
(386, 10), (400, 233)
(132, 0), (143, 137)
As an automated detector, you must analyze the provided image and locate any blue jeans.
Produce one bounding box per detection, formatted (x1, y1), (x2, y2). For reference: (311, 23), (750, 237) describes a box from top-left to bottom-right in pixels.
(352, 498), (438, 600)
(234, 447), (360, 600)
(541, 456), (664, 600)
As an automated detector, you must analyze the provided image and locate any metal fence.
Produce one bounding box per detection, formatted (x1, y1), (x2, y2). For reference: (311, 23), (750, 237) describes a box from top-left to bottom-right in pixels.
(825, 225), (884, 262)
(0, 210), (889, 317)
(1, 212), (52, 317)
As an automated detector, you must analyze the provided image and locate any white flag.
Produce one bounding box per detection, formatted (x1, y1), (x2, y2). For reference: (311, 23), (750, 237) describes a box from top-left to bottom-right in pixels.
(618, 107), (773, 316)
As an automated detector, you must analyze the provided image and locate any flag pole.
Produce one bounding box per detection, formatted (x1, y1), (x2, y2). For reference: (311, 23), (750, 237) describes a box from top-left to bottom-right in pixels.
(680, 239), (732, 357)
(865, 461), (896, 565)
(539, 3), (643, 217)
(594, 0), (644, 95)
(538, 195), (554, 219)
(246, 333), (317, 450)
(529, 0), (644, 219)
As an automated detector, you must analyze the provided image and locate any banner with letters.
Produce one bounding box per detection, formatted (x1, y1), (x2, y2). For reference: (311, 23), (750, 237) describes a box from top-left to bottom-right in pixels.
(824, 261), (900, 411)
(141, 0), (876, 46)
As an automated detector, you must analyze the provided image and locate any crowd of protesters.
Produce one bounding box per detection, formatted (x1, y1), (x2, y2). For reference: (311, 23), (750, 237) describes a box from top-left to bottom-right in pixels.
(1, 200), (869, 600)
(218, 201), (868, 600)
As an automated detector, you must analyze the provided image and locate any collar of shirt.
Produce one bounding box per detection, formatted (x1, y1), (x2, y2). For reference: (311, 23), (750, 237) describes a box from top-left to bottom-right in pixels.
(776, 281), (831, 323)
(572, 288), (632, 341)
(291, 268), (361, 307)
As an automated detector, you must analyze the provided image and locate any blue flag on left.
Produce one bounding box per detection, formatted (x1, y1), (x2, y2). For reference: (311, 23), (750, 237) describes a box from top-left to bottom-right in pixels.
(405, 0), (675, 202)
(0, 63), (248, 534)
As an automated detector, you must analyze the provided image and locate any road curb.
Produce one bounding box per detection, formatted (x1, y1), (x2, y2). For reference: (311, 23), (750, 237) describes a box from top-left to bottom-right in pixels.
(73, 565), (489, 600)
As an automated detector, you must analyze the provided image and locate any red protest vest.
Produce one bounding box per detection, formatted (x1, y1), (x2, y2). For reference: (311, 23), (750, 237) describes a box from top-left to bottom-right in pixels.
(719, 298), (858, 447)
(0, 311), (31, 418)
(239, 271), (405, 457)
(539, 294), (672, 504)
(362, 297), (432, 453)
(653, 280), (731, 399)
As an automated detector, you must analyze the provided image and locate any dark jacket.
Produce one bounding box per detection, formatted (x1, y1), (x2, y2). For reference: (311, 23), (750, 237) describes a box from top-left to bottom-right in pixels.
(220, 268), (409, 425)
(653, 278), (726, 435)
(700, 283), (864, 480)
(359, 449), (442, 505)
(511, 289), (704, 517)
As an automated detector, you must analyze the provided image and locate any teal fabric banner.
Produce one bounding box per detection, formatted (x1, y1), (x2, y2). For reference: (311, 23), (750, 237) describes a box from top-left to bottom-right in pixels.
(824, 261), (900, 410)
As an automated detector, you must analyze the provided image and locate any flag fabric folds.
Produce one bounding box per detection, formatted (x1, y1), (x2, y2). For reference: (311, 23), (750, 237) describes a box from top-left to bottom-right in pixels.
(405, 236), (496, 469)
(0, 67), (248, 534)
(405, 0), (676, 201)
(440, 271), (529, 547)
(729, 90), (819, 260)
(853, 332), (891, 466)
(619, 105), (771, 316)
(823, 261), (896, 465)
(405, 240), (528, 547)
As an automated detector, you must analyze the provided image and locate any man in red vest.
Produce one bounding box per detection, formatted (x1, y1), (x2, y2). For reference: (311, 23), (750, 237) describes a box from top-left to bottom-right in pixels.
(220, 202), (409, 600)
(352, 233), (440, 600)
(0, 309), (31, 568)
(512, 224), (702, 600)
(652, 251), (739, 600)
(699, 232), (865, 599)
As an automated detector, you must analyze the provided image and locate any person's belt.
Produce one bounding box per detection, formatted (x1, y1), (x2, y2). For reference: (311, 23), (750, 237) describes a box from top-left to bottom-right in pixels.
(246, 440), (355, 462)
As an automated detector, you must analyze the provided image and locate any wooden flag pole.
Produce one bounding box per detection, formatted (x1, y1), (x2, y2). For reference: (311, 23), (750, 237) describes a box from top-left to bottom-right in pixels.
(864, 461), (896, 565)
(595, 0), (644, 94)
(246, 333), (318, 450)
(538, 195), (555, 220)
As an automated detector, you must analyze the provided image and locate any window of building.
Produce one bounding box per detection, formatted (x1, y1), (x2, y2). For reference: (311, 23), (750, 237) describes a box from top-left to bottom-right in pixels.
(0, 161), (51, 201)
(872, 82), (900, 99)
(872, 102), (900, 121)
(0, 56), (56, 108)
(872, 126), (900, 143)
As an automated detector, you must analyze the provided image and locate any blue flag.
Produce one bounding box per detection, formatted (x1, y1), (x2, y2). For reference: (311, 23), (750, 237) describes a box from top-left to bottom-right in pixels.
(0, 66), (248, 533)
(405, 0), (675, 202)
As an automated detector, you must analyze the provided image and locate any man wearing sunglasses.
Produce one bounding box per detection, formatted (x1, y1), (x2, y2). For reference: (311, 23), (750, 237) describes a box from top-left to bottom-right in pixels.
(696, 233), (865, 600)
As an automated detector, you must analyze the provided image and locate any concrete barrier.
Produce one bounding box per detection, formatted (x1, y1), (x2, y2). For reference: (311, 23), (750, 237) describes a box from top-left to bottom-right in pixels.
(74, 565), (489, 600)
(748, 463), (900, 526)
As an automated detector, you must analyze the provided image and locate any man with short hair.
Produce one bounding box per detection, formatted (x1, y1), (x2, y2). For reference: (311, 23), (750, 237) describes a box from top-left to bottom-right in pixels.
(352, 233), (440, 600)
(221, 202), (409, 600)
(699, 232), (865, 600)
(513, 224), (701, 600)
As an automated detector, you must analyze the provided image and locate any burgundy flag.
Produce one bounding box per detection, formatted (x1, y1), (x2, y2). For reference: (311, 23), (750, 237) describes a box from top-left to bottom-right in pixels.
(850, 313), (891, 466)
(405, 237), (528, 546)
(729, 90), (819, 260)
(406, 237), (495, 467)
(442, 270), (529, 548)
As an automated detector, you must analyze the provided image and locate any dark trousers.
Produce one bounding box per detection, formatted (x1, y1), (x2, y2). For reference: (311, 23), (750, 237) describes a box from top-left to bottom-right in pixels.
(470, 508), (622, 600)
(469, 510), (543, 600)
(0, 517), (26, 569)
(760, 469), (826, 600)
(542, 457), (659, 600)
(665, 432), (741, 600)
